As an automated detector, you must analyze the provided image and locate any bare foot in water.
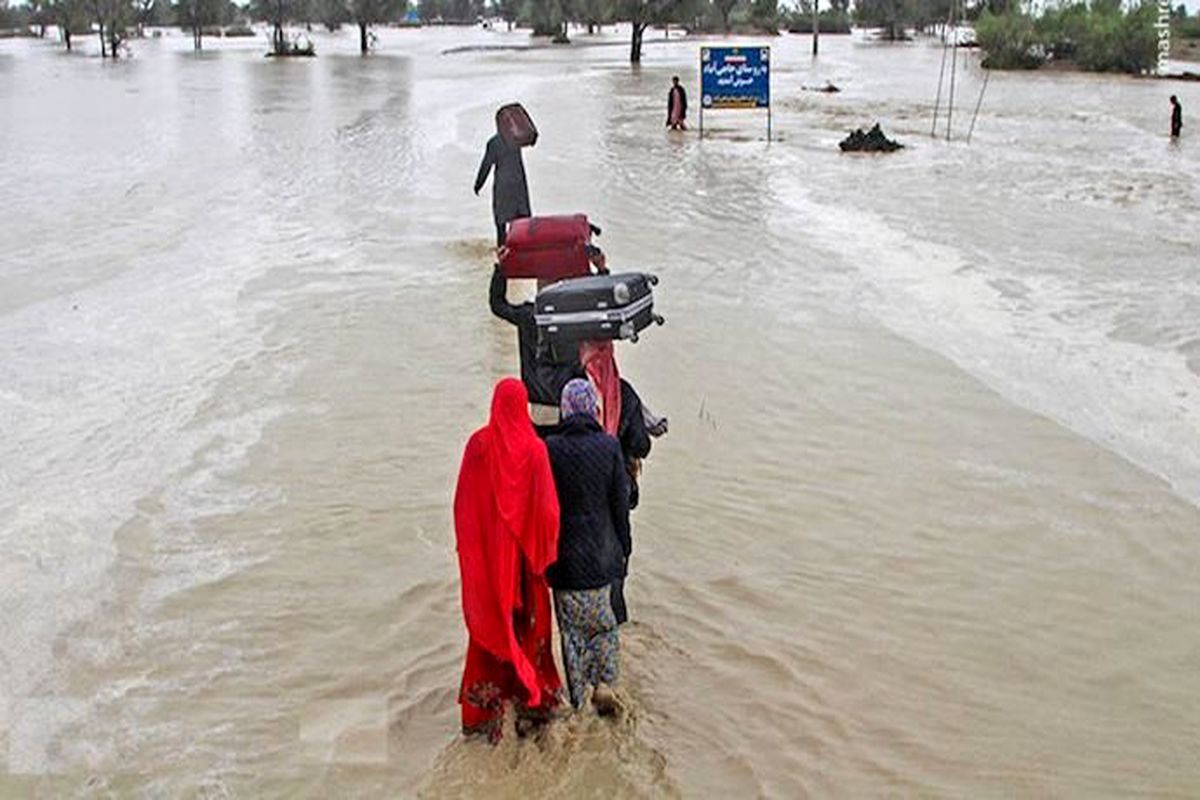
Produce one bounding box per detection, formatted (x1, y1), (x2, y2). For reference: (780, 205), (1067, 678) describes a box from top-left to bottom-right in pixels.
(592, 684), (620, 717)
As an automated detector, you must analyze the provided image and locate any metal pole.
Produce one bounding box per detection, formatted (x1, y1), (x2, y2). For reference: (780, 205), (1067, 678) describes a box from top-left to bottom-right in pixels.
(946, 0), (958, 141)
(966, 67), (990, 144)
(931, 8), (953, 137)
(812, 0), (819, 56)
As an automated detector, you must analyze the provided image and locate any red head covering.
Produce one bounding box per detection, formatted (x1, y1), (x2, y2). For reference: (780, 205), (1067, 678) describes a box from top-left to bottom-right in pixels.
(454, 378), (560, 705)
(579, 341), (621, 436)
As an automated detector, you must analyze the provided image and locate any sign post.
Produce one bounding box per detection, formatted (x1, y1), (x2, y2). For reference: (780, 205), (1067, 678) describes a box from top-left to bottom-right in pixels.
(700, 46), (772, 142)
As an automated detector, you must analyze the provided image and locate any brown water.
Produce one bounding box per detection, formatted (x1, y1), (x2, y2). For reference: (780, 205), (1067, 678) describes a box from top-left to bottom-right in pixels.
(2, 25), (1199, 798)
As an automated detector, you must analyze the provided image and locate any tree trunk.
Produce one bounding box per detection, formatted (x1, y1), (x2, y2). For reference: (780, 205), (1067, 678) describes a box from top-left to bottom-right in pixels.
(110, 29), (120, 58)
(630, 22), (644, 63)
(359, 21), (368, 53)
(587, 21), (594, 34)
(98, 22), (107, 57)
(193, 24), (201, 50)
(63, 27), (72, 50)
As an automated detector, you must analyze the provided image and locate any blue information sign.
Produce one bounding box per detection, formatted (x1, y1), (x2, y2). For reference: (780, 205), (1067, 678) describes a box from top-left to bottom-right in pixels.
(701, 47), (771, 110)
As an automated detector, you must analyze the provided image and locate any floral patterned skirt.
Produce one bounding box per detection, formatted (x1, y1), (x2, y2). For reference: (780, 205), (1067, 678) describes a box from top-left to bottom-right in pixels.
(459, 570), (562, 741)
(554, 585), (620, 708)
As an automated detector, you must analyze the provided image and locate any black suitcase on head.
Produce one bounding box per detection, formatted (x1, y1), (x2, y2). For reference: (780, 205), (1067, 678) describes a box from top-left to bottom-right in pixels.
(535, 273), (663, 343)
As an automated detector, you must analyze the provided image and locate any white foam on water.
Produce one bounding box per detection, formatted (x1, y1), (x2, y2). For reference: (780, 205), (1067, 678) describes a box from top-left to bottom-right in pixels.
(775, 184), (1200, 507)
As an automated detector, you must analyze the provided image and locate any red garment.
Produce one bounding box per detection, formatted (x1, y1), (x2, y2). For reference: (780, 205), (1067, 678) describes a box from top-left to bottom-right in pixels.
(454, 378), (562, 733)
(580, 341), (621, 436)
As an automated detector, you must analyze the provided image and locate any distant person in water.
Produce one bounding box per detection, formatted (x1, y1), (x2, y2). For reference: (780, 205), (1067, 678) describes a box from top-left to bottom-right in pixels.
(474, 130), (532, 245)
(545, 379), (630, 716)
(453, 378), (563, 741)
(1170, 95), (1182, 139)
(667, 76), (688, 131)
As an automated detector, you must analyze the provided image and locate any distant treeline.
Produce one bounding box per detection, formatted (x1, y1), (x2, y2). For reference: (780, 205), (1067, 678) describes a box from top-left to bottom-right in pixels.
(8, 0), (1195, 68)
(975, 0), (1197, 73)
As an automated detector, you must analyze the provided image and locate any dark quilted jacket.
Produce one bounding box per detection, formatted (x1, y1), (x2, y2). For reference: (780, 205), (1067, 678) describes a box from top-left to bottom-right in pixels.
(545, 414), (631, 591)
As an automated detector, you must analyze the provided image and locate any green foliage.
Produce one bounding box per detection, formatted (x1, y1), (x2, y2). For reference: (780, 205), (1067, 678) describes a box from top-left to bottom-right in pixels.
(784, 5), (851, 33)
(854, 0), (911, 39)
(979, 1), (1161, 74)
(175, 0), (223, 34)
(1173, 13), (1200, 38)
(977, 9), (1044, 67)
(421, 0), (482, 21)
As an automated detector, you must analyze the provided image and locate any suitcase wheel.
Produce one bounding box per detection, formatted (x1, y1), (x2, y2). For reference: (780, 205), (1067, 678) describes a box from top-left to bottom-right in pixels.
(652, 313), (666, 326)
(647, 273), (659, 286)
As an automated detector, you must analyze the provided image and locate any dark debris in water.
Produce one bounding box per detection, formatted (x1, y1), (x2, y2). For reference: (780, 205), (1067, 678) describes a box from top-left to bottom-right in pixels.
(838, 123), (904, 153)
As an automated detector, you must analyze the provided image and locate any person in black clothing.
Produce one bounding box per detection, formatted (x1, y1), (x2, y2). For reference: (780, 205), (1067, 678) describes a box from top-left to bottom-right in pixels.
(1170, 95), (1183, 139)
(474, 132), (532, 245)
(488, 245), (612, 434)
(608, 377), (652, 625)
(545, 379), (630, 714)
(489, 263), (585, 435)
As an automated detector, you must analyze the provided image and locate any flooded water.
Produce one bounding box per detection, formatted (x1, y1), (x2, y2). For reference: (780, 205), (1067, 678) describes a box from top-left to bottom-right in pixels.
(2, 23), (1199, 798)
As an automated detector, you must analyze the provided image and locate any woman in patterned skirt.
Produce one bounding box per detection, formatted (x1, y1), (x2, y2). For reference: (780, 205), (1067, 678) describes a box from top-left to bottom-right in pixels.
(544, 379), (632, 714)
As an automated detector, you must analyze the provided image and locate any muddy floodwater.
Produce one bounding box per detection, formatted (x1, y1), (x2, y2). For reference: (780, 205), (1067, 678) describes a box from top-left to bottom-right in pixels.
(2, 24), (1199, 798)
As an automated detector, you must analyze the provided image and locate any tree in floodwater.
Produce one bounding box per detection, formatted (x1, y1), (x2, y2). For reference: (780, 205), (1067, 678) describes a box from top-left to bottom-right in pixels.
(712, 0), (740, 32)
(859, 0), (912, 39)
(618, 0), (681, 61)
(487, 0), (519, 29)
(251, 0), (308, 53)
(26, 0), (51, 36)
(49, 0), (91, 48)
(174, 0), (221, 49)
(347, 0), (406, 52)
(568, 0), (612, 34)
(88, 0), (133, 57)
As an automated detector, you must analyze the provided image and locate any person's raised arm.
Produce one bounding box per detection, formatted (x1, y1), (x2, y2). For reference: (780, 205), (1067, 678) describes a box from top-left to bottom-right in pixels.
(474, 138), (495, 196)
(489, 263), (521, 325)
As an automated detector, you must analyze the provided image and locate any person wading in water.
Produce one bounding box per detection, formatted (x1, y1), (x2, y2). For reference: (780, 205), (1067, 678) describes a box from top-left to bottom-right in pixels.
(474, 125), (532, 246)
(1170, 95), (1183, 139)
(453, 378), (563, 741)
(545, 379), (630, 716)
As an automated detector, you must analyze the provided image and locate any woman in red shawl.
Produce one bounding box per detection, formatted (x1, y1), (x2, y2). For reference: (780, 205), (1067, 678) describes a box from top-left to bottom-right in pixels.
(453, 378), (563, 741)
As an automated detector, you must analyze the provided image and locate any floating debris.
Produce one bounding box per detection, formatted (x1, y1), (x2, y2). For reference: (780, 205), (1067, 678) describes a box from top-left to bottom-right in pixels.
(838, 123), (904, 153)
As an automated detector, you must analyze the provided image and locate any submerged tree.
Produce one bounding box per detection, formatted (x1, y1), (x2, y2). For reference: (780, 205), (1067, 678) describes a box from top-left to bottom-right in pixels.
(250, 0), (307, 52)
(618, 0), (680, 61)
(174, 0), (221, 49)
(88, 0), (133, 57)
(348, 0), (406, 52)
(49, 0), (90, 48)
(487, 0), (519, 28)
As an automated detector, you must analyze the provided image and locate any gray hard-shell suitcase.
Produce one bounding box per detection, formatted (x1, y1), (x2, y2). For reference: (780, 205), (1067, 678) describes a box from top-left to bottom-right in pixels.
(535, 273), (664, 343)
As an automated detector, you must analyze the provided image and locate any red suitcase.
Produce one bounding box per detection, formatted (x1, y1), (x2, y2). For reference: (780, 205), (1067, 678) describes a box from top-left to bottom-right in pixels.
(500, 214), (594, 280)
(496, 103), (538, 148)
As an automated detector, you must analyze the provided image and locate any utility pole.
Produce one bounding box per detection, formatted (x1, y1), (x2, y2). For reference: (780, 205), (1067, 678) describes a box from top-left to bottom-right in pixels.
(812, 0), (819, 56)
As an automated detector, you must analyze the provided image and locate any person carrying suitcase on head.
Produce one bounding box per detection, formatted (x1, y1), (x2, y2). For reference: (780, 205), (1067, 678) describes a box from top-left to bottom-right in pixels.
(488, 245), (608, 435)
(475, 105), (536, 245)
